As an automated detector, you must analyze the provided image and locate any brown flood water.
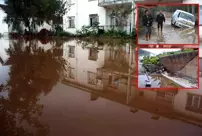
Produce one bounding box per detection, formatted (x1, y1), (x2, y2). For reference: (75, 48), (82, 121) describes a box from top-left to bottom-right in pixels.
(0, 38), (202, 136)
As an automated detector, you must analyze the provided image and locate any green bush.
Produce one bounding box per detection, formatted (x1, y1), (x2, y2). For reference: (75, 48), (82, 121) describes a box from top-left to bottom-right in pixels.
(143, 56), (160, 65)
(104, 29), (128, 37)
(60, 31), (72, 37)
(131, 28), (136, 38)
(55, 25), (63, 36)
(76, 22), (99, 36)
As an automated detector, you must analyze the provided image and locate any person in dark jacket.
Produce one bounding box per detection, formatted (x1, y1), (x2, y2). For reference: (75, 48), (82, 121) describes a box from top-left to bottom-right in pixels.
(142, 9), (153, 41)
(156, 10), (165, 32)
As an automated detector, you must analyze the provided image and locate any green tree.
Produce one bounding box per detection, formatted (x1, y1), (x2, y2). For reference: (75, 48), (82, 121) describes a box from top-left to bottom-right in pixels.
(4, 0), (70, 33)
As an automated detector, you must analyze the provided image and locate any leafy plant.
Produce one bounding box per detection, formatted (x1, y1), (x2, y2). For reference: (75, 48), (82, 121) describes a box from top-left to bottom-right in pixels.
(4, 0), (70, 33)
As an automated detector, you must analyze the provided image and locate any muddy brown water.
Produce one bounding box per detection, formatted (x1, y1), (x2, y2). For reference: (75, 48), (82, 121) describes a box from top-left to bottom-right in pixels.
(0, 38), (202, 136)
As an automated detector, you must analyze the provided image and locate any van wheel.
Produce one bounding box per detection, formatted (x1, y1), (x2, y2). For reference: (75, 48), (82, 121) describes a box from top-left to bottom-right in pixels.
(173, 21), (176, 27)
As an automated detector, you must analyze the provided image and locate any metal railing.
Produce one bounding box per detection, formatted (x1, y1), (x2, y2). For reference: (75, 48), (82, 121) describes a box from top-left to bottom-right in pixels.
(98, 0), (132, 6)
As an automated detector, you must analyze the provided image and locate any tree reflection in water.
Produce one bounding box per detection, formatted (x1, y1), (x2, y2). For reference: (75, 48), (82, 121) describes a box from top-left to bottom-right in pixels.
(0, 39), (68, 136)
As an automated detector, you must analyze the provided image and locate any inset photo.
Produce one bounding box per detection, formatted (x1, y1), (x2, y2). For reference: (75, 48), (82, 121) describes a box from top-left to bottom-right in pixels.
(137, 48), (199, 89)
(137, 4), (199, 45)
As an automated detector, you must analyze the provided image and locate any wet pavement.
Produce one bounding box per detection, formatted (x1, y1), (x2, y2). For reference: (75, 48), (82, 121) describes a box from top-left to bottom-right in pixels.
(0, 38), (202, 136)
(138, 18), (198, 44)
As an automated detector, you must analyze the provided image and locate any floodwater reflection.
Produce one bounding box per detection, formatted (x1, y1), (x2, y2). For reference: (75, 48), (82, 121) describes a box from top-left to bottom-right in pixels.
(0, 38), (202, 136)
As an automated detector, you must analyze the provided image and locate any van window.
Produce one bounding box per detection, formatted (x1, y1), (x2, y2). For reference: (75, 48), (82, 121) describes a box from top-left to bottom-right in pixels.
(200, 5), (202, 25)
(179, 12), (195, 22)
(173, 11), (178, 17)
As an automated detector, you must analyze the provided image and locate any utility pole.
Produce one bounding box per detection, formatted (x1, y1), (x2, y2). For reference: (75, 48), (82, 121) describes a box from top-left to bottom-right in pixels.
(131, 0), (135, 34)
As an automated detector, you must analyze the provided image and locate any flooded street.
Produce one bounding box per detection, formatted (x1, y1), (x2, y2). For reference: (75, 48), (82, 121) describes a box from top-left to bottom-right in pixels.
(0, 38), (202, 136)
(138, 18), (198, 44)
(138, 74), (180, 88)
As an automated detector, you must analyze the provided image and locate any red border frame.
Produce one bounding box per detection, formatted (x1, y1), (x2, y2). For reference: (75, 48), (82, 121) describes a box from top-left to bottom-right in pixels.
(136, 3), (200, 46)
(135, 47), (200, 90)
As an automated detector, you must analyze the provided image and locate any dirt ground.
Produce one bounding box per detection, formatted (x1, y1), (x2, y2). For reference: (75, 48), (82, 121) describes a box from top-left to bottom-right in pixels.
(138, 18), (198, 45)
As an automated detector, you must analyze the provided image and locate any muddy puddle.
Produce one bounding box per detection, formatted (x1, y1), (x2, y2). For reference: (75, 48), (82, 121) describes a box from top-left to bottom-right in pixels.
(0, 38), (202, 136)
(138, 19), (198, 44)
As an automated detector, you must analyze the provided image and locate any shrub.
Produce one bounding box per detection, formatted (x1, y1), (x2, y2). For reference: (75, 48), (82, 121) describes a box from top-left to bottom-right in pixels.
(54, 25), (63, 36)
(59, 31), (72, 37)
(76, 23), (99, 36)
(131, 28), (136, 38)
(104, 29), (128, 38)
(38, 28), (53, 37)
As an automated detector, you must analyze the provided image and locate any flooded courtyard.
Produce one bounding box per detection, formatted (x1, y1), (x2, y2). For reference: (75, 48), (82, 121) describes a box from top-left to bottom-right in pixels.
(0, 38), (202, 136)
(138, 18), (199, 44)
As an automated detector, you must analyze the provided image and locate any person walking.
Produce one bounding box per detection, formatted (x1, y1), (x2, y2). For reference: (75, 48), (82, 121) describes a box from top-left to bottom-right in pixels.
(142, 9), (153, 41)
(156, 10), (165, 33)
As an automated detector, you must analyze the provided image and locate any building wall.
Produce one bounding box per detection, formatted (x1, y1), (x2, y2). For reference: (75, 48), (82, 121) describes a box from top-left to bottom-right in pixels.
(63, 0), (136, 34)
(63, 40), (105, 89)
(63, 0), (106, 34)
(0, 8), (8, 34)
(8, 21), (53, 33)
(174, 88), (202, 120)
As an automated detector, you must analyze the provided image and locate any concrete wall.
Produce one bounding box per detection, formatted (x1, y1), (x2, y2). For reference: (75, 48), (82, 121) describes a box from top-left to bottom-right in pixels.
(160, 51), (198, 73)
(174, 89), (202, 120)
(177, 56), (198, 79)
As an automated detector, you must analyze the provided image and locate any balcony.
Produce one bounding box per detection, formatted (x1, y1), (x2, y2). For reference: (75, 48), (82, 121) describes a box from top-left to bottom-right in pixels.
(98, 0), (132, 7)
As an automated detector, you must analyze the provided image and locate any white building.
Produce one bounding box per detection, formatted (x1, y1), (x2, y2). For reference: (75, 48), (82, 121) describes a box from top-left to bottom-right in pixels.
(63, 0), (185, 34)
(63, 0), (138, 34)
(63, 40), (106, 90)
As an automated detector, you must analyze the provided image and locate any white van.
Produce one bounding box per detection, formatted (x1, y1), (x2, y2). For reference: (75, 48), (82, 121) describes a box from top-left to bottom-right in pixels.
(171, 10), (195, 28)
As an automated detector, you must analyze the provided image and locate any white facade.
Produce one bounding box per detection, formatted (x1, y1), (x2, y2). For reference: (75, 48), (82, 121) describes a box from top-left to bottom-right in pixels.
(63, 40), (105, 89)
(0, 8), (8, 34)
(63, 0), (136, 34)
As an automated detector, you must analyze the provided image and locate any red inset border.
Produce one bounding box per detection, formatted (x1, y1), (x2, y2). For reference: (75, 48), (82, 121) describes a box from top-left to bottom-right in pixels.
(135, 47), (200, 90)
(136, 3), (200, 46)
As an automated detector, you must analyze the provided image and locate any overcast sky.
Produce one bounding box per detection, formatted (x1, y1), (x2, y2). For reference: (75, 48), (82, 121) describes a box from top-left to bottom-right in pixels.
(0, 0), (8, 33)
(142, 48), (181, 55)
(0, 0), (4, 4)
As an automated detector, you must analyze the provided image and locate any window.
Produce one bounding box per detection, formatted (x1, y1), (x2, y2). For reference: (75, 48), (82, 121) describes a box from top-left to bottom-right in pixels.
(69, 67), (75, 79)
(68, 46), (75, 58)
(179, 12), (195, 22)
(89, 14), (99, 26)
(68, 16), (75, 28)
(108, 74), (120, 88)
(186, 93), (202, 114)
(110, 16), (119, 27)
(87, 71), (97, 85)
(156, 91), (174, 104)
(88, 49), (98, 61)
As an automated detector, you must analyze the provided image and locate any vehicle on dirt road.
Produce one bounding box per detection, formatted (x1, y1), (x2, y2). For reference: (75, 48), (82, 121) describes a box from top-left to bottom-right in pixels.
(171, 10), (195, 28)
